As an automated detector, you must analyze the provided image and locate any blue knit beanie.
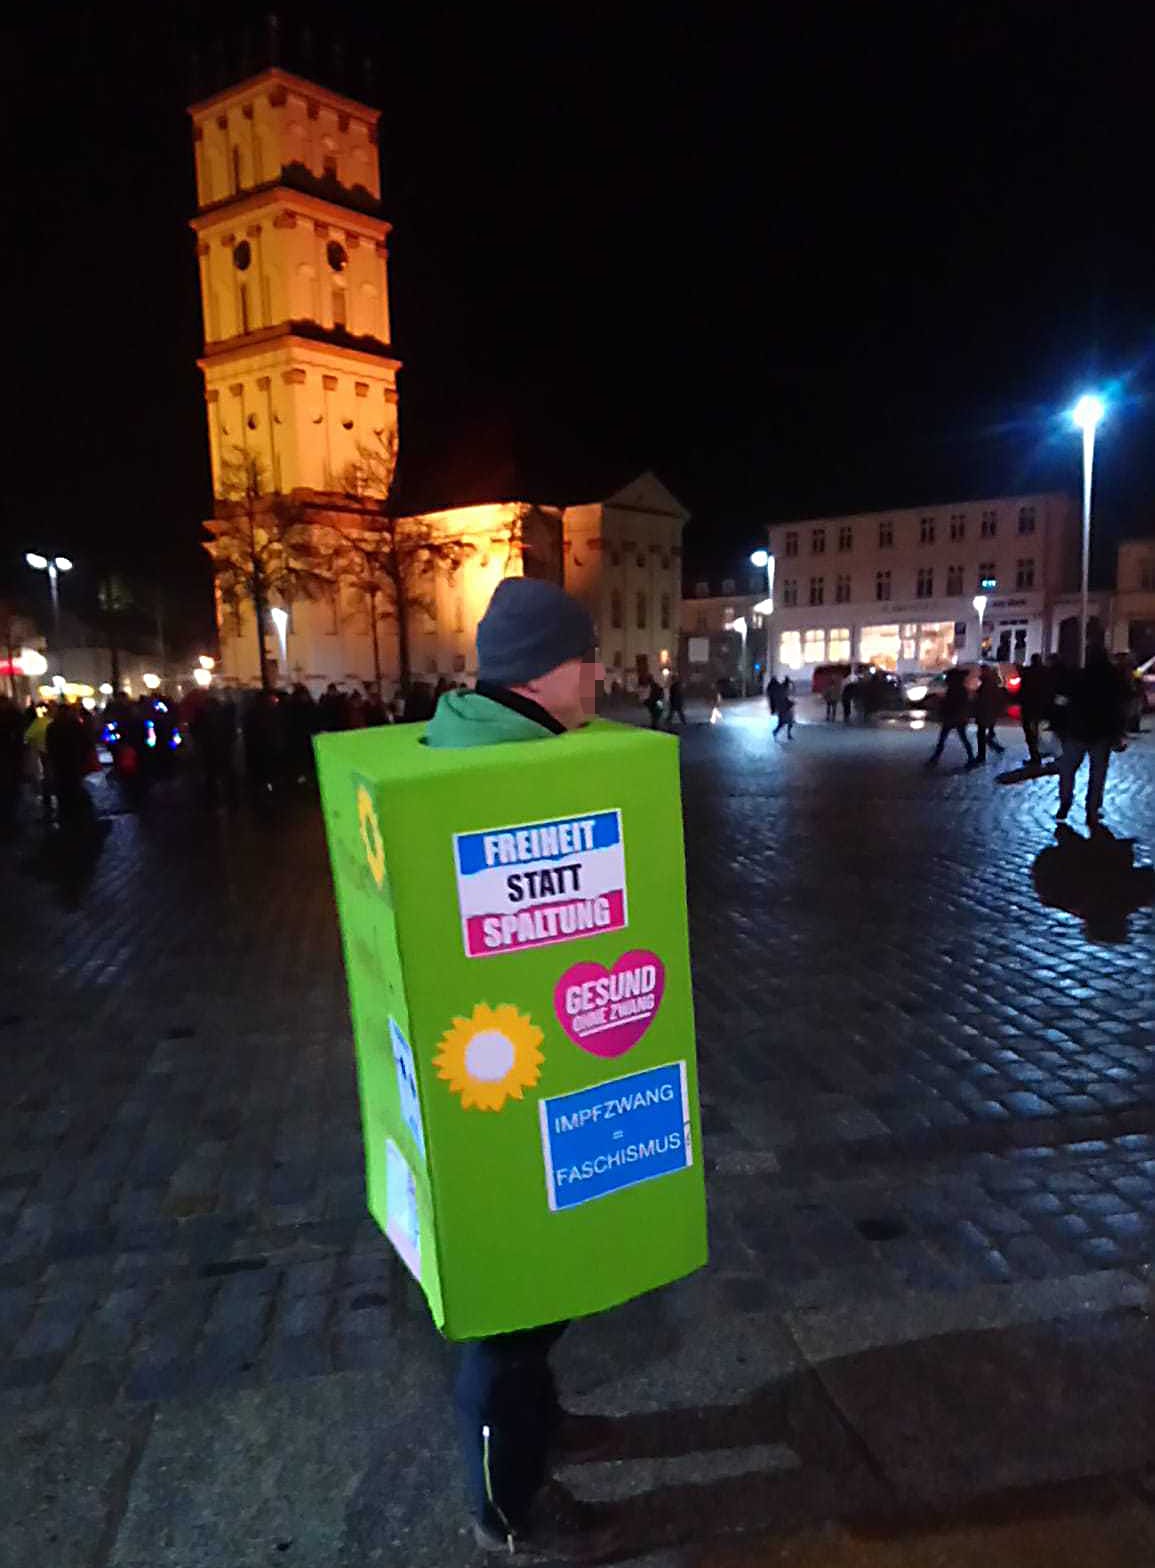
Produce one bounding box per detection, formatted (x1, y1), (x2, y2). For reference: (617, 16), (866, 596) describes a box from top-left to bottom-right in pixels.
(476, 577), (596, 686)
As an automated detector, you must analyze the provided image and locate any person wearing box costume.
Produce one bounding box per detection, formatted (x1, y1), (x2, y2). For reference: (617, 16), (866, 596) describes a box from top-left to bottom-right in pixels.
(315, 577), (707, 1560)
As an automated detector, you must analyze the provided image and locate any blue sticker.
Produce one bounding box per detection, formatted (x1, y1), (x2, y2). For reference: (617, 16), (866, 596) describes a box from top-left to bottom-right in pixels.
(538, 1062), (692, 1212)
(389, 1017), (426, 1162)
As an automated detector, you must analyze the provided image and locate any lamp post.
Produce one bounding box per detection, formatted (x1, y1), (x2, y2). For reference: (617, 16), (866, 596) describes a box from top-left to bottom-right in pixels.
(1070, 393), (1106, 665)
(972, 594), (988, 663)
(727, 617), (749, 697)
(750, 548), (774, 680)
(25, 552), (73, 651)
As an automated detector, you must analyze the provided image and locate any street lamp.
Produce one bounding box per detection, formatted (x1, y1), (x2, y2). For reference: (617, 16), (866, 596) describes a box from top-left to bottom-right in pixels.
(1070, 392), (1106, 665)
(142, 672), (161, 691)
(727, 616), (749, 697)
(25, 552), (73, 649)
(750, 547), (775, 678)
(972, 594), (988, 662)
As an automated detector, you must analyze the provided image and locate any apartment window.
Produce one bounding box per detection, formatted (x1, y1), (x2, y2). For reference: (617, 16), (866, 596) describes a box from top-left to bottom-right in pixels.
(835, 573), (851, 604)
(232, 144), (243, 193)
(636, 553), (646, 570)
(878, 518), (894, 548)
(876, 569), (892, 602)
(721, 578), (736, 595)
(694, 580), (709, 597)
(660, 592), (671, 630)
(784, 530), (799, 558)
(916, 567), (934, 598)
(1015, 557), (1036, 590)
(809, 576), (825, 606)
(946, 564), (964, 595)
(323, 153), (338, 180)
(978, 561), (997, 590)
(838, 525), (853, 552)
(1141, 561), (1155, 592)
(980, 509), (998, 538)
(610, 589), (622, 630)
(331, 287), (346, 328)
(811, 527), (826, 555)
(949, 513), (966, 541)
(636, 592), (647, 629)
(919, 516), (936, 545)
(782, 579), (799, 607)
(1018, 505), (1037, 535)
(239, 282), (251, 333)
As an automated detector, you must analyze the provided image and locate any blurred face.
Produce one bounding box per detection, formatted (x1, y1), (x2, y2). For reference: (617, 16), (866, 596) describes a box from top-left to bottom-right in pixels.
(516, 658), (604, 731)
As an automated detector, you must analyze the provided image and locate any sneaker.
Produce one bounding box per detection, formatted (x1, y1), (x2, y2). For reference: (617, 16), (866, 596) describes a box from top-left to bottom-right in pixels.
(472, 1481), (622, 1563)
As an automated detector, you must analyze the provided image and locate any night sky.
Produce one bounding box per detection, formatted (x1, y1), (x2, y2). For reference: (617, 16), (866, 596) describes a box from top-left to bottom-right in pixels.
(6, 3), (1155, 644)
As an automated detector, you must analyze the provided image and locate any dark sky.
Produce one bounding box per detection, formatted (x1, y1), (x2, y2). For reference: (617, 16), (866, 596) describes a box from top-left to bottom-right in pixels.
(5, 2), (1154, 640)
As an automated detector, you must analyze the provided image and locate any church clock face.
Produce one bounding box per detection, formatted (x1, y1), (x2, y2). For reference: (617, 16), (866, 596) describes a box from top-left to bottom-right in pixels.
(326, 240), (348, 273)
(233, 239), (252, 271)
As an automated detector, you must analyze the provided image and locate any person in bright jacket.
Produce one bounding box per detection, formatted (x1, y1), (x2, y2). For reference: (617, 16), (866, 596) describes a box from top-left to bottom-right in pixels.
(426, 576), (618, 1562)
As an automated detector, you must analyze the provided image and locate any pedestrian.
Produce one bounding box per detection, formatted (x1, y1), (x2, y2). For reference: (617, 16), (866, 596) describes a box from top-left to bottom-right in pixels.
(766, 676), (781, 718)
(347, 688), (368, 729)
(774, 677), (795, 740)
(0, 694), (26, 834)
(318, 682), (348, 732)
(424, 577), (618, 1561)
(45, 702), (95, 827)
(925, 666), (976, 767)
(644, 675), (664, 729)
(974, 665), (1006, 765)
(285, 684), (318, 783)
(1018, 653), (1047, 768)
(363, 684), (389, 726)
(841, 674), (855, 722)
(825, 671), (844, 722)
(665, 675), (687, 726)
(1058, 646), (1128, 828)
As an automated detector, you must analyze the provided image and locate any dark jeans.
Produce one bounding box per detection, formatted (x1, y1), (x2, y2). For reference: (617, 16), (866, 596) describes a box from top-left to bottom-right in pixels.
(976, 723), (1004, 763)
(454, 1322), (568, 1534)
(841, 696), (853, 721)
(1021, 714), (1042, 765)
(1058, 738), (1112, 823)
(930, 720), (974, 763)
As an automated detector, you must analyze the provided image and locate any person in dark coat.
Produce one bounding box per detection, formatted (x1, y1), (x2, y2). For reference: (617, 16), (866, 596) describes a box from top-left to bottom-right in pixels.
(665, 676), (687, 726)
(45, 702), (93, 825)
(926, 666), (976, 766)
(644, 676), (664, 728)
(766, 676), (781, 717)
(317, 683), (348, 732)
(0, 694), (26, 833)
(974, 665), (1006, 764)
(1018, 654), (1047, 768)
(1058, 647), (1128, 828)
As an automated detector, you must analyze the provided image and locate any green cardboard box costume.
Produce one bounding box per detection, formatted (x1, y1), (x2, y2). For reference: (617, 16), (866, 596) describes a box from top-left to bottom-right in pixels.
(316, 718), (707, 1340)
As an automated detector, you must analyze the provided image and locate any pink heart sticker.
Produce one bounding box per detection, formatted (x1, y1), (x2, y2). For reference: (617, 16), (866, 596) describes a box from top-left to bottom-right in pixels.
(553, 950), (666, 1058)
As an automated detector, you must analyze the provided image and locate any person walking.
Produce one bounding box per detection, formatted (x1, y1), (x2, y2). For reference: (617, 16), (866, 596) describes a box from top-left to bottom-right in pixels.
(841, 673), (856, 722)
(825, 672), (844, 722)
(0, 694), (25, 835)
(644, 675), (664, 729)
(1058, 646), (1128, 828)
(1018, 654), (1047, 768)
(974, 664), (1006, 765)
(774, 677), (796, 740)
(665, 675), (687, 726)
(766, 676), (781, 719)
(425, 578), (617, 1561)
(925, 666), (975, 767)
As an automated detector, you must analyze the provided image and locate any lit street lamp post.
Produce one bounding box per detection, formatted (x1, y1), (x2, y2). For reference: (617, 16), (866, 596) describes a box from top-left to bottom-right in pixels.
(25, 552), (73, 652)
(972, 593), (988, 663)
(1070, 393), (1106, 666)
(750, 548), (774, 681)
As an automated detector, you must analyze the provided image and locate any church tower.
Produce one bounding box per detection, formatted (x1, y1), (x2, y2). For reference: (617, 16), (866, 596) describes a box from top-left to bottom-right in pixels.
(189, 68), (399, 501)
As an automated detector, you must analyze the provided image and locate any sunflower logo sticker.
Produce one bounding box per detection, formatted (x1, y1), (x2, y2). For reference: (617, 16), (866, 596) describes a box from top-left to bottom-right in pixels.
(434, 1003), (544, 1112)
(356, 784), (386, 890)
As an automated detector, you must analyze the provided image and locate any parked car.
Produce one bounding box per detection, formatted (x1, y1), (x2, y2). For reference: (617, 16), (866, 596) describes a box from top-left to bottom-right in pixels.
(904, 664), (1015, 717)
(810, 662), (852, 696)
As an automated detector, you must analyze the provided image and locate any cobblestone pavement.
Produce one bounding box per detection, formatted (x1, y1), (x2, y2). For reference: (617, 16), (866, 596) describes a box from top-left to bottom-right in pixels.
(2, 709), (1154, 1566)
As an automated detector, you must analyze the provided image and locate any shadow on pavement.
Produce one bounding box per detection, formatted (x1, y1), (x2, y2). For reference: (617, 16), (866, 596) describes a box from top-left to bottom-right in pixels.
(1032, 825), (1155, 942)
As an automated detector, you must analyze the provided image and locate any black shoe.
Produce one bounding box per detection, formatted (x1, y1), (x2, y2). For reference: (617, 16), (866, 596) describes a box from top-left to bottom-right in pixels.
(472, 1482), (621, 1562)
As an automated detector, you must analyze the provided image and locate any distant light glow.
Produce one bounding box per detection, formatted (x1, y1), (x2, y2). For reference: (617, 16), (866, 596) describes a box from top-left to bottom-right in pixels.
(197, 655), (216, 670)
(52, 674), (66, 691)
(25, 552), (49, 571)
(753, 597), (774, 615)
(99, 683), (114, 696)
(750, 549), (770, 568)
(142, 673), (161, 691)
(905, 684), (929, 704)
(192, 667), (212, 688)
(18, 648), (48, 677)
(1071, 393), (1106, 433)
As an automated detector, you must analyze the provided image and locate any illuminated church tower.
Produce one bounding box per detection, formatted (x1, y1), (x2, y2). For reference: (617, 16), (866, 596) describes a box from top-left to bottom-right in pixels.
(189, 65), (402, 684)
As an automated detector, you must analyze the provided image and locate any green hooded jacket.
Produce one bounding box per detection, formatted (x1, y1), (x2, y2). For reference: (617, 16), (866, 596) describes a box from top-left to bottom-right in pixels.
(423, 685), (562, 750)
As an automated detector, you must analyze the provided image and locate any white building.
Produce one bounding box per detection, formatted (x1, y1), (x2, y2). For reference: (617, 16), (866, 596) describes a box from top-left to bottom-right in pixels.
(1111, 538), (1155, 663)
(766, 491), (1081, 684)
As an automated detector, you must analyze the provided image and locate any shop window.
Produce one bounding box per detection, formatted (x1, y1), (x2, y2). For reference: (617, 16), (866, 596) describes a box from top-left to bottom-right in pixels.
(859, 624), (901, 669)
(779, 631), (803, 670)
(919, 621), (954, 667)
(828, 627), (851, 661)
(803, 628), (826, 662)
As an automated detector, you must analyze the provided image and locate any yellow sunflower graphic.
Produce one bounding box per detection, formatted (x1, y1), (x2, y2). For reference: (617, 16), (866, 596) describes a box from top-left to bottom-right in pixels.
(434, 1003), (544, 1112)
(356, 784), (386, 889)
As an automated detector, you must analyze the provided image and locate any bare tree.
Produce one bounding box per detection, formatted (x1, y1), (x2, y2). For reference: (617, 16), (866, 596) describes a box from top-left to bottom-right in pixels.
(204, 448), (338, 689)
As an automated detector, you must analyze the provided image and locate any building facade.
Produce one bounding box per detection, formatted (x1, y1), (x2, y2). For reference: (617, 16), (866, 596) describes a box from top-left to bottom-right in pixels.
(766, 492), (1080, 684)
(1111, 538), (1155, 663)
(563, 473), (688, 691)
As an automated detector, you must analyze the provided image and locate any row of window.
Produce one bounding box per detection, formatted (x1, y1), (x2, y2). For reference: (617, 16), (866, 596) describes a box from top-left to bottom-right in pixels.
(781, 506), (1037, 557)
(609, 590), (672, 631)
(781, 559), (1036, 607)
